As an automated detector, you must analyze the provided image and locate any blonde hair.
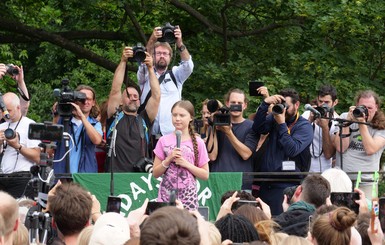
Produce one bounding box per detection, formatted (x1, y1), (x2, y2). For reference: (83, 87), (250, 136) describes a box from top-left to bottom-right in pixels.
(13, 223), (28, 245)
(207, 222), (221, 245)
(76, 226), (93, 245)
(279, 235), (312, 245)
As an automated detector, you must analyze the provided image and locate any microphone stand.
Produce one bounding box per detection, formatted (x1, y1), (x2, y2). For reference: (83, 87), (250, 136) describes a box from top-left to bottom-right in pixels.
(321, 115), (371, 170)
(107, 108), (120, 196)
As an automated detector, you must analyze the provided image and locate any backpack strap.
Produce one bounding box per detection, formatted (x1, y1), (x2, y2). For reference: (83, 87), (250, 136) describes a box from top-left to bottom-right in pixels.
(138, 70), (177, 113)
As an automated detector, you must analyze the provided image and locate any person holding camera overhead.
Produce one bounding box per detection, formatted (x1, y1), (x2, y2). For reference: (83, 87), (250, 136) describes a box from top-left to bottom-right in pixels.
(137, 24), (194, 141)
(207, 88), (259, 191)
(0, 92), (41, 198)
(252, 88), (313, 216)
(334, 90), (385, 199)
(106, 47), (160, 172)
(53, 85), (103, 174)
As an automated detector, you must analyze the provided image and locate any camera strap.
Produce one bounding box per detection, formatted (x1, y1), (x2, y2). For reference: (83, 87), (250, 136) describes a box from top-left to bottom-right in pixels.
(17, 86), (31, 102)
(136, 115), (150, 158)
(138, 70), (177, 114)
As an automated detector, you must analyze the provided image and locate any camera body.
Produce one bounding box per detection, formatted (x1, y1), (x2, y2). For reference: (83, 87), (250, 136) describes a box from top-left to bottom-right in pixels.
(128, 43), (146, 63)
(53, 79), (86, 117)
(272, 101), (288, 115)
(314, 104), (332, 118)
(353, 105), (368, 118)
(5, 64), (19, 76)
(133, 157), (153, 173)
(158, 23), (176, 43)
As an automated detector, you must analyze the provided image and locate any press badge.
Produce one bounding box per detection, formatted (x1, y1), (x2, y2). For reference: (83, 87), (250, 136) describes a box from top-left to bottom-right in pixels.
(282, 161), (296, 171)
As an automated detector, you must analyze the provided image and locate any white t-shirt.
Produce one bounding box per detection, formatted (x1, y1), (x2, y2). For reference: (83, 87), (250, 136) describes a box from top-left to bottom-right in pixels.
(0, 117), (41, 173)
(302, 110), (338, 172)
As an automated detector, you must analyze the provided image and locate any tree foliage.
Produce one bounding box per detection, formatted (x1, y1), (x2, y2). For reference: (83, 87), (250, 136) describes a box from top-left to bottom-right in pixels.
(0, 0), (385, 122)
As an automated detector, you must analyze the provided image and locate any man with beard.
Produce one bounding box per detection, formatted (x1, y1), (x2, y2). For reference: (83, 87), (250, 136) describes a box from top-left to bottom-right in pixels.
(106, 47), (160, 172)
(137, 25), (193, 140)
(252, 88), (313, 216)
(53, 85), (103, 174)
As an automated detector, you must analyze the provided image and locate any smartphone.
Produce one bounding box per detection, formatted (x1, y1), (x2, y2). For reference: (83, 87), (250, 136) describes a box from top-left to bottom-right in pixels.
(145, 202), (168, 215)
(106, 196), (122, 213)
(198, 206), (209, 220)
(379, 197), (385, 232)
(230, 104), (242, 112)
(283, 185), (298, 204)
(28, 123), (64, 141)
(248, 80), (264, 96)
(330, 192), (360, 214)
(233, 200), (262, 211)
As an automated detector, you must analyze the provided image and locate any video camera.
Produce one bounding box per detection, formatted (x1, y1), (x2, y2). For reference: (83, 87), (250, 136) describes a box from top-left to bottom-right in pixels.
(53, 79), (86, 117)
(207, 99), (242, 126)
(128, 43), (146, 63)
(158, 22), (176, 43)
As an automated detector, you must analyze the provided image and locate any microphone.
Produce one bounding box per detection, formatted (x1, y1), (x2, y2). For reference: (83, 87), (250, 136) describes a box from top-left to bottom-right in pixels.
(304, 104), (321, 117)
(0, 92), (10, 119)
(176, 130), (182, 148)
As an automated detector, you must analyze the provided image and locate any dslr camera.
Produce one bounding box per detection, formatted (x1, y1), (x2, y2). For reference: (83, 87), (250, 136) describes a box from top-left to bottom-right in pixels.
(133, 157), (153, 173)
(314, 104), (332, 118)
(353, 105), (368, 119)
(128, 43), (146, 63)
(158, 22), (176, 43)
(272, 100), (288, 115)
(5, 64), (19, 76)
(53, 79), (86, 117)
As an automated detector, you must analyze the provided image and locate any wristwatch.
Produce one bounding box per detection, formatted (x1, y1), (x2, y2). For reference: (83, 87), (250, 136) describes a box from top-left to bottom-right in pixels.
(178, 44), (186, 53)
(16, 145), (22, 153)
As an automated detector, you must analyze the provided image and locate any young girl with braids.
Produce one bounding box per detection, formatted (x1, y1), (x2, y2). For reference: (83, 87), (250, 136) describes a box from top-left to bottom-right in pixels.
(152, 100), (209, 210)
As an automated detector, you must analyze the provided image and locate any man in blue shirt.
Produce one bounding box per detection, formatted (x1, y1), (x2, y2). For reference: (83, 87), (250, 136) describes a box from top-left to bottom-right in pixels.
(253, 88), (313, 216)
(54, 85), (103, 173)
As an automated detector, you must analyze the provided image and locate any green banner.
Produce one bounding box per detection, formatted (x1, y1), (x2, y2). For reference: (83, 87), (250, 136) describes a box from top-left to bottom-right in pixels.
(73, 172), (242, 221)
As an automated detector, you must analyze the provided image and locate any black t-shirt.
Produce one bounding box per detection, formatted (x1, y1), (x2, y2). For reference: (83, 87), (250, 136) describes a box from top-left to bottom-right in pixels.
(107, 111), (152, 172)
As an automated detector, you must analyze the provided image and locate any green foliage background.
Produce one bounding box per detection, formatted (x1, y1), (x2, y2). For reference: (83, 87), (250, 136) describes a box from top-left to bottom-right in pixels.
(1, 0), (385, 191)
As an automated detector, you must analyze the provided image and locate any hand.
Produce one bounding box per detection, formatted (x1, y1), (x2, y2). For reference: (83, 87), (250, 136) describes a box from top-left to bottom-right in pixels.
(216, 191), (239, 221)
(127, 198), (149, 238)
(368, 216), (384, 245)
(151, 27), (163, 41)
(282, 194), (290, 213)
(257, 86), (269, 98)
(0, 63), (6, 79)
(354, 188), (369, 214)
(264, 94), (285, 105)
(70, 102), (85, 119)
(216, 125), (232, 136)
(174, 25), (183, 46)
(175, 199), (184, 209)
(45, 180), (62, 212)
(5, 133), (21, 149)
(256, 197), (272, 219)
(13, 65), (24, 83)
(90, 193), (101, 216)
(121, 47), (133, 62)
(143, 52), (154, 69)
(315, 117), (329, 129)
(273, 110), (286, 124)
(347, 106), (355, 121)
(174, 156), (189, 168)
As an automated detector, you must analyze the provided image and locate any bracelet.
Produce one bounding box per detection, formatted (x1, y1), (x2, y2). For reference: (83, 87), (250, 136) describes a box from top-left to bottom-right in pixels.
(161, 161), (169, 169)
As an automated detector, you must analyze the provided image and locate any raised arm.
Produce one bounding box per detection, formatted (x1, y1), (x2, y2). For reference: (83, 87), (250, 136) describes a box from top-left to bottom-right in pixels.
(107, 47), (132, 118)
(143, 52), (160, 122)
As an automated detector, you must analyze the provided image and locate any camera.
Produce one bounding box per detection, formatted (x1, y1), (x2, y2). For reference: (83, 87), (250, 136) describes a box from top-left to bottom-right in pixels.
(28, 122), (64, 142)
(353, 105), (368, 118)
(128, 43), (146, 63)
(207, 99), (231, 126)
(133, 157), (153, 173)
(272, 101), (288, 115)
(193, 119), (204, 130)
(158, 22), (176, 43)
(314, 104), (332, 118)
(5, 64), (19, 76)
(106, 196), (122, 213)
(330, 192), (360, 214)
(4, 128), (17, 139)
(53, 79), (86, 117)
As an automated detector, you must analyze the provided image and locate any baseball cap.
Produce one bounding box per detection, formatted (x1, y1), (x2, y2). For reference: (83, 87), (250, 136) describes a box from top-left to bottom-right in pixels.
(89, 212), (130, 245)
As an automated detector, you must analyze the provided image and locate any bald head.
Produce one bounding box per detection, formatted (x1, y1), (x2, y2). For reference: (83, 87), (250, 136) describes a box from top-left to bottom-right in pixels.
(0, 191), (19, 237)
(2, 92), (21, 122)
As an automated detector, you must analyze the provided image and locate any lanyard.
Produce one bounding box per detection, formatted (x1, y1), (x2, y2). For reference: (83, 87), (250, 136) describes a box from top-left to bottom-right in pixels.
(287, 112), (299, 135)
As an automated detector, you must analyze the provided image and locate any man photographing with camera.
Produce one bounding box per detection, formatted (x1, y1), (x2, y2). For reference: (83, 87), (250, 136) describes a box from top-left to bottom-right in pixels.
(0, 92), (41, 198)
(137, 24), (194, 140)
(334, 90), (385, 199)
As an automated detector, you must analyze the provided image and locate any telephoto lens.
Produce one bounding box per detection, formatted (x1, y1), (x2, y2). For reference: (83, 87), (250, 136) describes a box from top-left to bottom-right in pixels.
(353, 105), (368, 118)
(272, 103), (287, 115)
(4, 128), (16, 139)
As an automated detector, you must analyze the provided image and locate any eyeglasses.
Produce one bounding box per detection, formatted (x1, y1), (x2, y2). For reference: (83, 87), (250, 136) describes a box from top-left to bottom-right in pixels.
(155, 52), (170, 57)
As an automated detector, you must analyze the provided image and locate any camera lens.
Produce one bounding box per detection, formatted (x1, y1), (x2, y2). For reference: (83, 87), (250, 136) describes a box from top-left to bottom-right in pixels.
(4, 128), (16, 139)
(272, 104), (286, 115)
(5, 64), (19, 76)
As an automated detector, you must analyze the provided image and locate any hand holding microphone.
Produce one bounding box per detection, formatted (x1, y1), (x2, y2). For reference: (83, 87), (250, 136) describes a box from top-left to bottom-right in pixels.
(304, 104), (321, 118)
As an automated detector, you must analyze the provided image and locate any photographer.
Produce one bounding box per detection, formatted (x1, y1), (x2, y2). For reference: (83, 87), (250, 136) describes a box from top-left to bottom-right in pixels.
(137, 24), (194, 139)
(53, 85), (103, 174)
(334, 90), (385, 199)
(106, 47), (160, 172)
(0, 63), (31, 117)
(208, 88), (259, 191)
(0, 92), (41, 198)
(252, 88), (313, 216)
